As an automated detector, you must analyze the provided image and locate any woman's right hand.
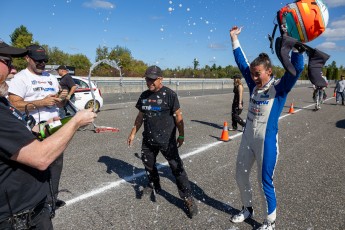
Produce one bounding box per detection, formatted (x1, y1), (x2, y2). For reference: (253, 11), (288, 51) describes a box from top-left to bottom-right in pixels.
(230, 26), (242, 40)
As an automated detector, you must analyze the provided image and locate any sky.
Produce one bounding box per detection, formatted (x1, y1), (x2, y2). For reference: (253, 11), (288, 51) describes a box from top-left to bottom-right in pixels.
(1, 0), (345, 70)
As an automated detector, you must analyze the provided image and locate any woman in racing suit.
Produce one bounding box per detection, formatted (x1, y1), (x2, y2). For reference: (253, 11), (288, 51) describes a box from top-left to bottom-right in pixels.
(229, 26), (304, 229)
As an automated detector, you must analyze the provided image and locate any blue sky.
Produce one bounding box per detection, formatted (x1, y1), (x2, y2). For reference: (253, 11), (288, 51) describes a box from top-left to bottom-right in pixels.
(1, 0), (345, 70)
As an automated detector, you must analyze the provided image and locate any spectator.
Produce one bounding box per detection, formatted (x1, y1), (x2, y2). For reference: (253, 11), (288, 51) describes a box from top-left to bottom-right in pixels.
(56, 65), (77, 117)
(8, 44), (67, 209)
(230, 74), (246, 131)
(0, 40), (96, 229)
(334, 75), (345, 105)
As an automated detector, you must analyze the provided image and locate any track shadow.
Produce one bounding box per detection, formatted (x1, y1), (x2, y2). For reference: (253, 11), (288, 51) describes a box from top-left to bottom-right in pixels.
(191, 119), (223, 129)
(98, 156), (147, 199)
(160, 168), (261, 228)
(98, 155), (261, 228)
(336, 119), (345, 129)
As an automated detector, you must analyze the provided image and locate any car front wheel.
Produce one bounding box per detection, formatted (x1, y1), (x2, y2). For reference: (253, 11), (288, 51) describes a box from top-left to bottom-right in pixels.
(85, 100), (100, 112)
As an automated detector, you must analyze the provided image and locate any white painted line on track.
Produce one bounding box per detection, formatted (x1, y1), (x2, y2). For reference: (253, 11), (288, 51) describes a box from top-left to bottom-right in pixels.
(66, 97), (335, 206)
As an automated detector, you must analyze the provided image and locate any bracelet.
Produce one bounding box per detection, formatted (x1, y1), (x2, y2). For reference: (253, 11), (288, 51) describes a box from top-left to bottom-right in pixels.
(178, 135), (184, 139)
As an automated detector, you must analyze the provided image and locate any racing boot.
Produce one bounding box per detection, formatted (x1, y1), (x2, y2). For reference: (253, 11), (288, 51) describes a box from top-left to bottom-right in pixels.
(230, 206), (254, 223)
(258, 219), (276, 230)
(275, 35), (298, 76)
(184, 196), (198, 218)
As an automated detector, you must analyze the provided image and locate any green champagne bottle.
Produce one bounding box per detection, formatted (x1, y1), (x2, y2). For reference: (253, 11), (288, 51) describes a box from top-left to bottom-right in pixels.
(46, 116), (73, 135)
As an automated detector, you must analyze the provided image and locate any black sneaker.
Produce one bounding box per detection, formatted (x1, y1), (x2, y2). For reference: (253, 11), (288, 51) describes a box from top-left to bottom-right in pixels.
(184, 197), (198, 218)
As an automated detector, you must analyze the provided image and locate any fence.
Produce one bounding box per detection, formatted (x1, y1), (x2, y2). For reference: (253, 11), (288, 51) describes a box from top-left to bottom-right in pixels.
(91, 77), (313, 94)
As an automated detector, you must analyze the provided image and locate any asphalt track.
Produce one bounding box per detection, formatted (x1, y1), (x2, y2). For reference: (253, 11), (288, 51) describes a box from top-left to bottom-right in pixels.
(52, 85), (345, 230)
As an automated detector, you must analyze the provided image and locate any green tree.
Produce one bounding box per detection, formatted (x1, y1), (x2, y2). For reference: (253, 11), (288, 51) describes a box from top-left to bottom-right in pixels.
(10, 25), (34, 70)
(109, 46), (132, 70)
(333, 68), (339, 80)
(10, 25), (33, 48)
(69, 54), (91, 76)
(95, 46), (109, 61)
(47, 47), (69, 65)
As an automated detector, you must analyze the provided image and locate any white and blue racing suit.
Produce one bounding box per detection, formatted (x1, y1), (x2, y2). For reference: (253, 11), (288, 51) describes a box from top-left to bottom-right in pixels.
(232, 40), (304, 222)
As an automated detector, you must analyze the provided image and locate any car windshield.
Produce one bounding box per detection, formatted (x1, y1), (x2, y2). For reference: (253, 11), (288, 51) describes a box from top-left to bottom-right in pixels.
(73, 79), (89, 89)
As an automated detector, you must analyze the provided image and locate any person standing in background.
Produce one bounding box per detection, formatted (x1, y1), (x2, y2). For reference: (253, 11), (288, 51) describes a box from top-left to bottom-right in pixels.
(56, 65), (77, 117)
(230, 74), (246, 131)
(334, 75), (345, 105)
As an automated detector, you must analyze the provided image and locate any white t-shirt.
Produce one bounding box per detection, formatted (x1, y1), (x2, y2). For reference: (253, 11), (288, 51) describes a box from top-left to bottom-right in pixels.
(8, 68), (60, 122)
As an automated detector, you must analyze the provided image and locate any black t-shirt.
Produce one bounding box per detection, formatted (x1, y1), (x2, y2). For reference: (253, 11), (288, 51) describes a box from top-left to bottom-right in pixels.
(136, 86), (179, 146)
(59, 74), (76, 93)
(0, 97), (50, 221)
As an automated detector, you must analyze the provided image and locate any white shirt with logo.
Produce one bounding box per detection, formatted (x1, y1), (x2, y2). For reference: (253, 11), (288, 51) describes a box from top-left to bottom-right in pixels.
(8, 68), (60, 122)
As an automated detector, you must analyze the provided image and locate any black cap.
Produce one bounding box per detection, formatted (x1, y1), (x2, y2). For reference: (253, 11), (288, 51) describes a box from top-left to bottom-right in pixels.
(233, 74), (242, 79)
(0, 40), (27, 58)
(56, 65), (67, 70)
(144, 65), (163, 79)
(26, 44), (48, 61)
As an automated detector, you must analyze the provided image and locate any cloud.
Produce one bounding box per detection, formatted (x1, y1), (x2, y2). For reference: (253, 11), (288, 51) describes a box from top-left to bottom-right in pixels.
(323, 27), (345, 41)
(208, 42), (227, 50)
(83, 0), (115, 10)
(324, 0), (345, 7)
(150, 16), (164, 20)
(316, 41), (345, 51)
(322, 18), (345, 41)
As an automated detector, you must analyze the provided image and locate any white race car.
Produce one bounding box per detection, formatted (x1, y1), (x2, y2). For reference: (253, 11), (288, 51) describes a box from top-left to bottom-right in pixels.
(57, 76), (104, 112)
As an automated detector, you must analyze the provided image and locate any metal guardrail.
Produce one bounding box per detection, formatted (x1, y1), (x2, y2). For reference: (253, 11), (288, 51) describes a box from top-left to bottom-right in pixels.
(93, 78), (234, 94)
(93, 78), (313, 94)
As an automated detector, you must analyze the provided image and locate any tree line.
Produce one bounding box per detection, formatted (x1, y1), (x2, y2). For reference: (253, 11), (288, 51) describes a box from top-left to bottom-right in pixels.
(9, 25), (345, 80)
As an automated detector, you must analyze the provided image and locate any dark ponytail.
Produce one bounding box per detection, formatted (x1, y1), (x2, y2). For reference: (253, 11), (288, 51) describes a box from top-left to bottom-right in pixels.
(250, 53), (272, 70)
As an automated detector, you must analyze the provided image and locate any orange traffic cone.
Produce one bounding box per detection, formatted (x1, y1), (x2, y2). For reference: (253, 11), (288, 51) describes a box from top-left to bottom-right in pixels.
(220, 121), (230, 141)
(288, 103), (295, 114)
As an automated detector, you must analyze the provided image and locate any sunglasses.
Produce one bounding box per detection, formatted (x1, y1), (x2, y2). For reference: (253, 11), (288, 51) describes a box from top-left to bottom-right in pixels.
(145, 77), (160, 82)
(0, 58), (12, 68)
(33, 59), (48, 64)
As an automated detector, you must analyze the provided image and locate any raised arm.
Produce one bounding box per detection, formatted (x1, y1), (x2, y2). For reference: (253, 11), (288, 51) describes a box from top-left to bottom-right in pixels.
(230, 26), (256, 93)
